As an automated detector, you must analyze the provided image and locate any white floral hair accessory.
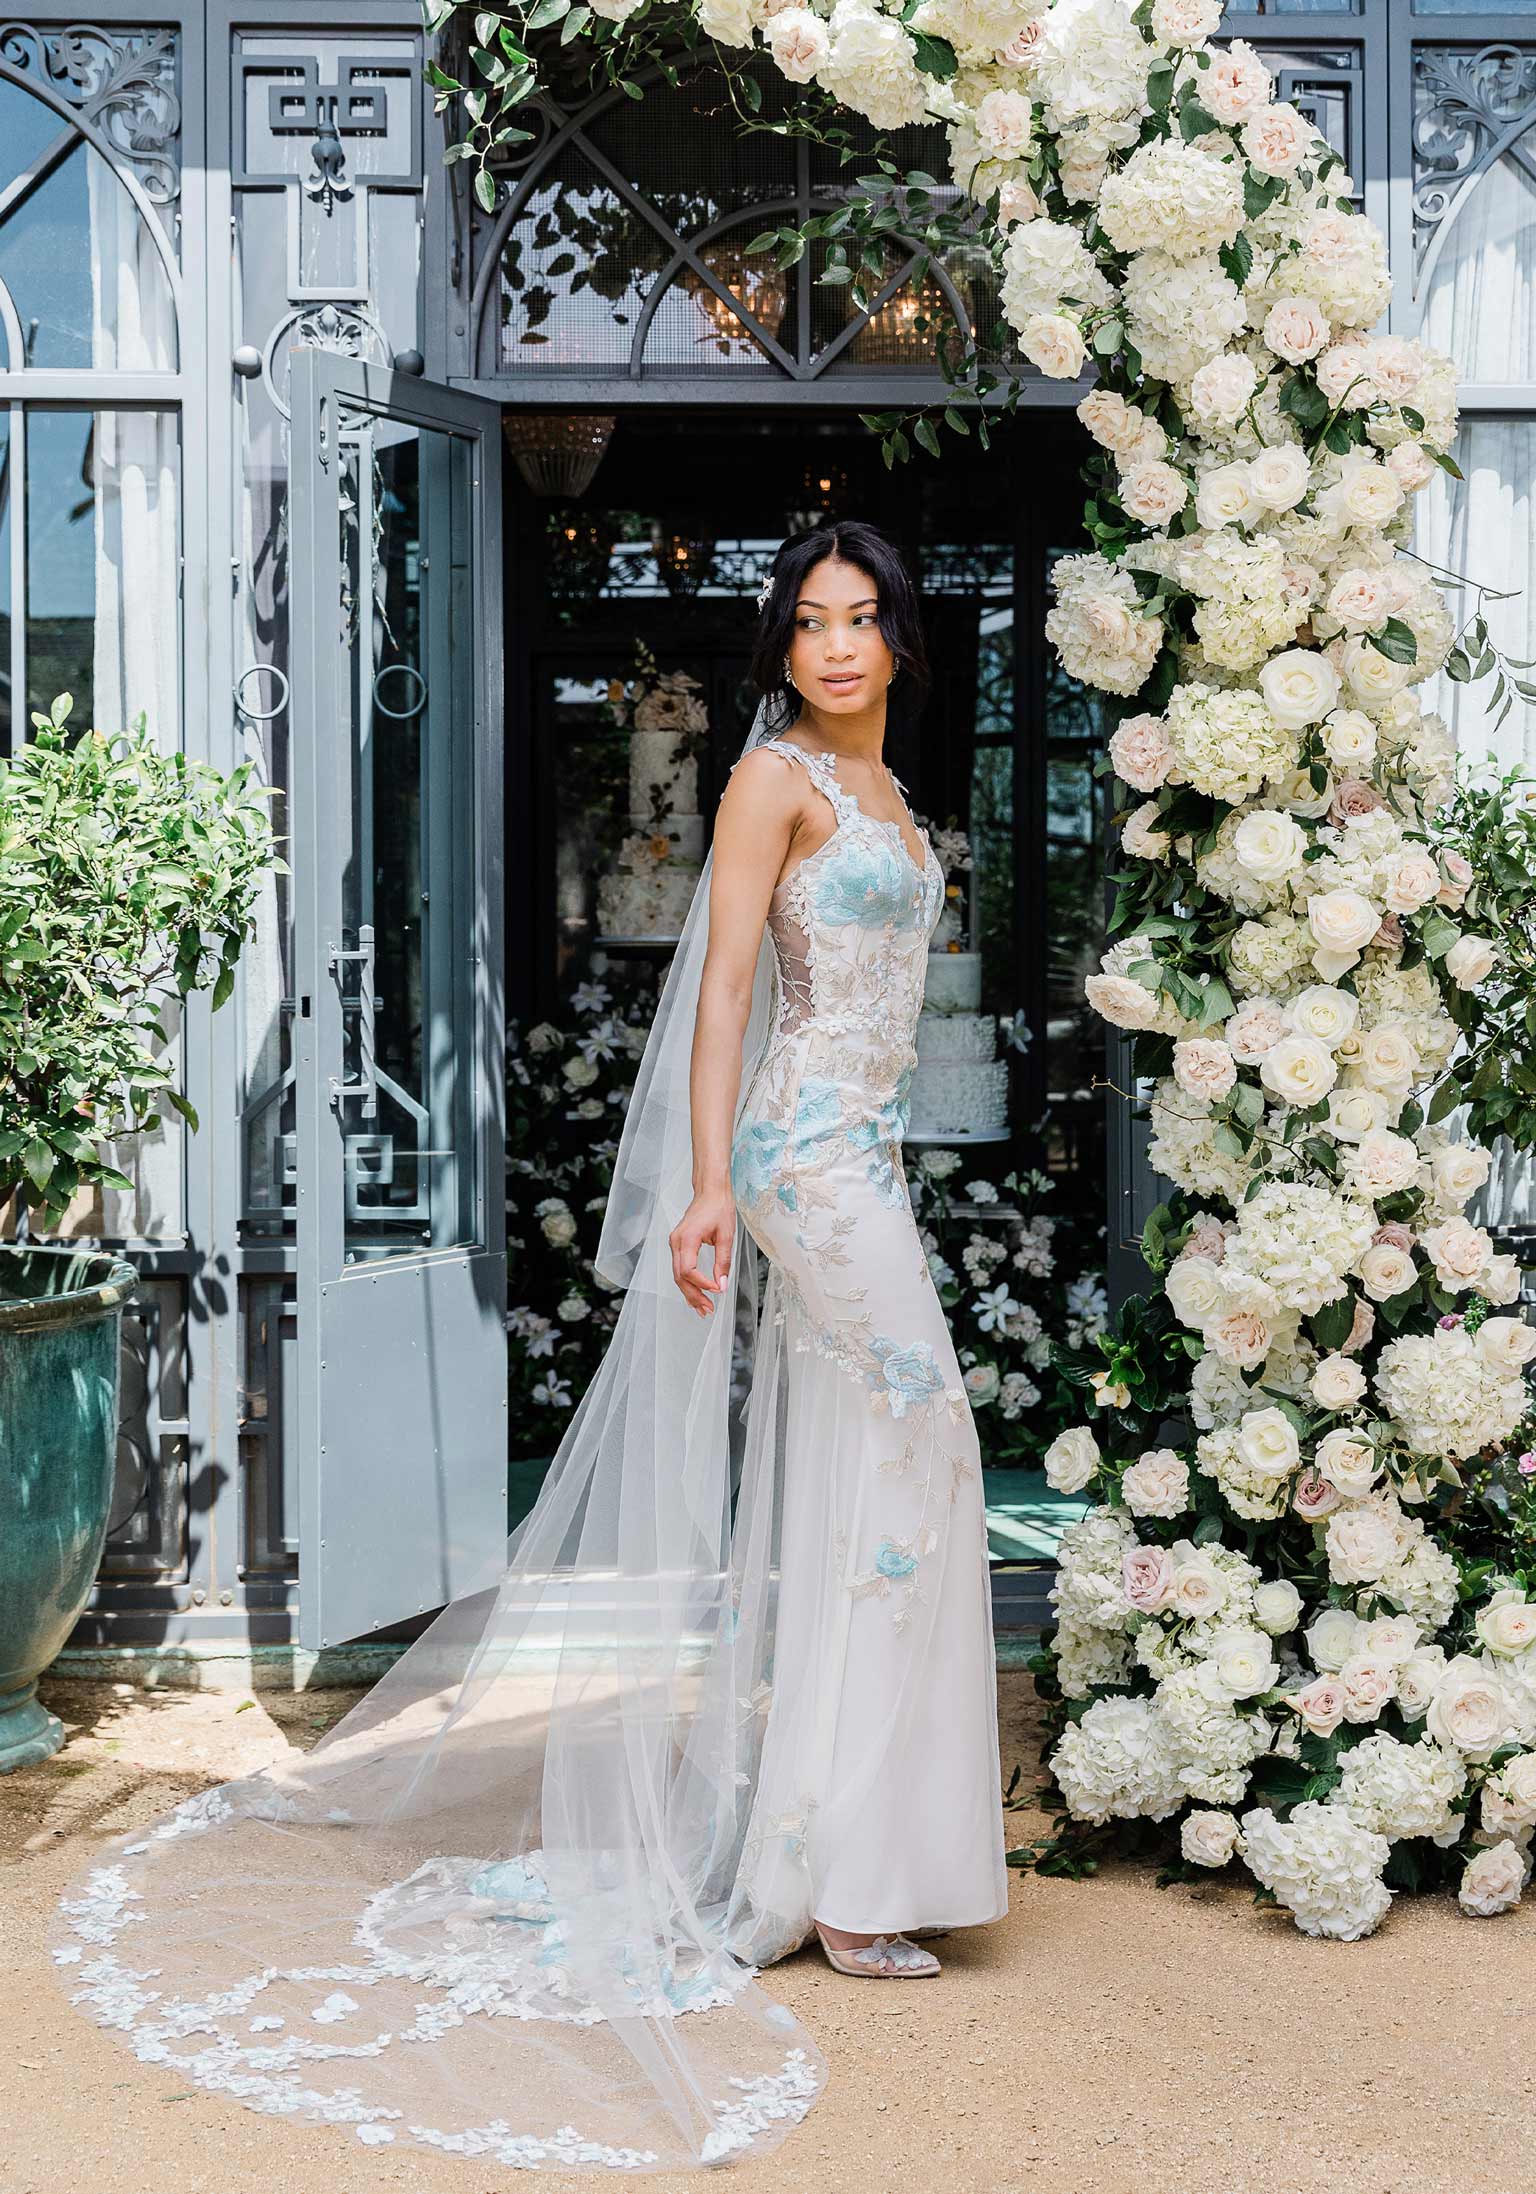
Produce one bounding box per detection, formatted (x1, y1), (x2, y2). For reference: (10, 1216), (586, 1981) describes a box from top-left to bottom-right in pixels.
(754, 571), (774, 613)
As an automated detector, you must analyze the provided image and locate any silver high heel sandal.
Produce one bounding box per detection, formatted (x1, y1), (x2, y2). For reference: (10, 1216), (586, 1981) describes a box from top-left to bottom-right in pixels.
(812, 1921), (941, 1978)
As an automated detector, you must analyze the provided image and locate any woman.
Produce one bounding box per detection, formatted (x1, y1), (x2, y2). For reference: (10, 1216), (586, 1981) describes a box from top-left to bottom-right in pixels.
(675, 523), (1008, 1977)
(50, 521), (1008, 2173)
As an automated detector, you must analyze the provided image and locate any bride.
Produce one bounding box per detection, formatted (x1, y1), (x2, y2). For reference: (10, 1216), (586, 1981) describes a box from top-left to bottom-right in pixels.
(51, 519), (1009, 2173)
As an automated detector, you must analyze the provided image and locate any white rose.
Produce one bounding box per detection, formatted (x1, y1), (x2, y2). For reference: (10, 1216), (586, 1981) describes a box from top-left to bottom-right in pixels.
(1263, 296), (1331, 365)
(1227, 997), (1289, 1062)
(1210, 1627), (1280, 1699)
(1109, 712), (1176, 793)
(1320, 709), (1377, 770)
(1119, 459), (1189, 530)
(1325, 569), (1395, 636)
(1423, 1216), (1493, 1291)
(1287, 984), (1359, 1046)
(1173, 1037), (1237, 1103)
(1431, 1141), (1492, 1209)
(1426, 1655), (1518, 1760)
(1260, 648), (1341, 731)
(1311, 1353), (1368, 1409)
(1247, 442), (1312, 512)
(1203, 39), (1274, 125)
(1347, 1128), (1421, 1197)
(1170, 1554), (1229, 1622)
(1044, 1424), (1100, 1495)
(1121, 1447), (1191, 1520)
(1343, 639), (1415, 708)
(765, 6), (829, 78)
(1459, 1840), (1529, 1918)
(1476, 1317), (1536, 1375)
(1306, 1606), (1363, 1673)
(1307, 887), (1379, 957)
(1232, 807), (1305, 883)
(1314, 1428), (1380, 1498)
(1382, 847), (1442, 915)
(1189, 354), (1259, 432)
(1236, 1404), (1301, 1480)
(1328, 1087), (1391, 1142)
(1123, 800), (1172, 861)
(1260, 1033), (1338, 1107)
(1339, 1652), (1397, 1723)
(1354, 1024), (1420, 1094)
(1388, 440), (1436, 493)
(1445, 933), (1496, 989)
(1181, 1808), (1241, 1867)
(1166, 1254), (1227, 1330)
(1325, 1504), (1401, 1586)
(1020, 312), (1088, 381)
(975, 86), (1033, 156)
(1252, 1578), (1304, 1636)
(1396, 1649), (1447, 1720)
(1477, 1596), (1536, 1657)
(1195, 461), (1258, 531)
(1358, 1242), (1416, 1302)
(1242, 101), (1313, 178)
(1152, 0), (1223, 47)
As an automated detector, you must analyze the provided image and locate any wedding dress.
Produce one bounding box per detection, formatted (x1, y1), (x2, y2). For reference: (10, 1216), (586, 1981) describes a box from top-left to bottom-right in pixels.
(49, 710), (1008, 2173)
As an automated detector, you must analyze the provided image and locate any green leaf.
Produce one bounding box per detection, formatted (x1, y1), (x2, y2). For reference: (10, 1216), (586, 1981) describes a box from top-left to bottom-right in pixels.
(908, 30), (958, 79)
(1311, 1291), (1355, 1352)
(473, 166), (497, 214)
(21, 1138), (54, 1192)
(1218, 234), (1254, 289)
(1368, 617), (1418, 666)
(1092, 319), (1124, 357)
(1427, 1077), (1462, 1125)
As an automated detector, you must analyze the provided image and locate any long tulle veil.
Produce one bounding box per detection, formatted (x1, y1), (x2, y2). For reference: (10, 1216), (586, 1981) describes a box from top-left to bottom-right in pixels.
(49, 699), (831, 2171)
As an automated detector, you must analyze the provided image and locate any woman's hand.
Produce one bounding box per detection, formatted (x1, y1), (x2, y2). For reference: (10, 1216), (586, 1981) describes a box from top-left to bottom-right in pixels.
(670, 1190), (736, 1316)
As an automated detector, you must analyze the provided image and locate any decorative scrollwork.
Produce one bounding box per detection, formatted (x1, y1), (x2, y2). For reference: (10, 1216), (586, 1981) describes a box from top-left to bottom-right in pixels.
(1413, 42), (1536, 261)
(262, 300), (392, 420)
(0, 21), (181, 207)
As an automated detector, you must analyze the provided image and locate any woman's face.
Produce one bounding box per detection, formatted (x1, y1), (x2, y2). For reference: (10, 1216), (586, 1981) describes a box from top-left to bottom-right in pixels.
(786, 556), (893, 714)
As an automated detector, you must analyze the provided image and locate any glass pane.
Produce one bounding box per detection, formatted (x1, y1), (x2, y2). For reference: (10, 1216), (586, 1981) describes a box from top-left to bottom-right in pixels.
(334, 409), (478, 1261)
(0, 136), (176, 370)
(1225, 0), (1357, 11)
(1416, 418), (1536, 774)
(497, 153), (670, 369)
(1042, 549), (1108, 1198)
(0, 411), (10, 755)
(26, 408), (181, 740)
(1415, 0), (1536, 11)
(1417, 53), (1536, 379)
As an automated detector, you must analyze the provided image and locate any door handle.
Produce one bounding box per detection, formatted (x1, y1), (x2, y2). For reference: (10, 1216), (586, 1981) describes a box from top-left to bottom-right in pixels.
(327, 924), (377, 1120)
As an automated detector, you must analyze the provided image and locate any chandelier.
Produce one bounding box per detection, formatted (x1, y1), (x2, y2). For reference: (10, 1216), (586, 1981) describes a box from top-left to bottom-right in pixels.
(680, 238), (789, 358)
(502, 413), (616, 497)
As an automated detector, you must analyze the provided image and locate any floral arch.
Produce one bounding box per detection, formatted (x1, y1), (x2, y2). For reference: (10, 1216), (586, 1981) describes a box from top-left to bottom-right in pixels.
(436, 0), (1536, 1937)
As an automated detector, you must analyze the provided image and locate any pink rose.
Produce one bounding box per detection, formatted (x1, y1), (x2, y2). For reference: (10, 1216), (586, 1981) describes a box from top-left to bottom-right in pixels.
(1371, 912), (1404, 953)
(1202, 39), (1273, 125)
(1329, 778), (1386, 824)
(1263, 297), (1330, 365)
(1341, 1296), (1376, 1356)
(1372, 1220), (1415, 1252)
(1293, 1470), (1342, 1522)
(1109, 711), (1176, 794)
(1437, 850), (1473, 909)
(1292, 1676), (1347, 1738)
(1122, 1544), (1176, 1614)
(1179, 1213), (1230, 1263)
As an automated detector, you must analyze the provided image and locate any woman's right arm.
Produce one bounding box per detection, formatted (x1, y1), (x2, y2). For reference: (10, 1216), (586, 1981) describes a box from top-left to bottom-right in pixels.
(668, 750), (803, 1316)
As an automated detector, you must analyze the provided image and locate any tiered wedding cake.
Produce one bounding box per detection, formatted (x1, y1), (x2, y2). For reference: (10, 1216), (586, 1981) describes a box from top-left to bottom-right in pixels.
(596, 672), (706, 941)
(907, 946), (1009, 1141)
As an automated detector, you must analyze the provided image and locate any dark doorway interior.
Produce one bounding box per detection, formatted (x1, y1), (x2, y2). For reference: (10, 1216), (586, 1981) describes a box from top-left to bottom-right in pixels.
(502, 407), (1108, 1225)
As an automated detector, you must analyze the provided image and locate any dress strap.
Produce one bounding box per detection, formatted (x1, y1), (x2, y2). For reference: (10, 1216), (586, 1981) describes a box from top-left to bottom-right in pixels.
(751, 737), (857, 823)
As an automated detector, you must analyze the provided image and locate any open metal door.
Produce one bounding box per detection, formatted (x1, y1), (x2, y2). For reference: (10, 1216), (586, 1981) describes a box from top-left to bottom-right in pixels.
(290, 350), (506, 1649)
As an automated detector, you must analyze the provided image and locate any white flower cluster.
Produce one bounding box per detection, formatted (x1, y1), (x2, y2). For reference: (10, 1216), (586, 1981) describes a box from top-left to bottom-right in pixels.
(708, 0), (1533, 1941)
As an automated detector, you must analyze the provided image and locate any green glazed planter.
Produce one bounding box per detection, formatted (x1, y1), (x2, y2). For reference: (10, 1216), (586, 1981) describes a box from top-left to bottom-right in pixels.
(0, 1246), (138, 1773)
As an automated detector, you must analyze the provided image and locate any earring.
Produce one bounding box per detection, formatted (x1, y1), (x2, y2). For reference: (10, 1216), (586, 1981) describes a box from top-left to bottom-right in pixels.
(784, 654), (794, 683)
(888, 666), (898, 686)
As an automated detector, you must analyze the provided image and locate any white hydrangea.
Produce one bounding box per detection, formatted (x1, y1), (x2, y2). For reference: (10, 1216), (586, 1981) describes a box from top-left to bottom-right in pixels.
(1152, 1661), (1271, 1806)
(1051, 1694), (1187, 1825)
(1374, 1327), (1530, 1462)
(1121, 250), (1250, 385)
(1224, 1180), (1376, 1319)
(1000, 217), (1113, 324)
(1098, 138), (1245, 261)
(1045, 552), (1165, 696)
(1239, 1800), (1392, 1940)
(1164, 683), (1296, 803)
(1146, 1080), (1257, 1204)
(816, 0), (933, 128)
(1027, 0), (1153, 136)
(1329, 1734), (1466, 1843)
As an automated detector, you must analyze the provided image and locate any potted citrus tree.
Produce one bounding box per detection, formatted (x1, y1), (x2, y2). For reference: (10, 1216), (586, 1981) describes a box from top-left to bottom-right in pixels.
(0, 697), (279, 1769)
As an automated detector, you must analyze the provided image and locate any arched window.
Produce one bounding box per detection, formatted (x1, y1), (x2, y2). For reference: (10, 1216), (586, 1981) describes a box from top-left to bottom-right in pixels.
(466, 57), (983, 385)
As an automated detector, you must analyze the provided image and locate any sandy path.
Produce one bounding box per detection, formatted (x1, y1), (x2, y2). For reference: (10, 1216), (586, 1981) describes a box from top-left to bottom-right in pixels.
(2, 1669), (1532, 2194)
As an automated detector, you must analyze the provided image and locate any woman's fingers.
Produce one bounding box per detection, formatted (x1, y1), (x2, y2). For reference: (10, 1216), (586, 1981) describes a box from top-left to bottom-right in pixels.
(669, 1213), (732, 1315)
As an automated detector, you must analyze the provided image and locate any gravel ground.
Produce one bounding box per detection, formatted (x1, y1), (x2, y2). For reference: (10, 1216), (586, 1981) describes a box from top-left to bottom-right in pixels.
(3, 1668), (1534, 2194)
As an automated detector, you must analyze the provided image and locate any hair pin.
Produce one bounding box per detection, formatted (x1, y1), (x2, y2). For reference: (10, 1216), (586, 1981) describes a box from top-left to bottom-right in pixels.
(754, 572), (774, 613)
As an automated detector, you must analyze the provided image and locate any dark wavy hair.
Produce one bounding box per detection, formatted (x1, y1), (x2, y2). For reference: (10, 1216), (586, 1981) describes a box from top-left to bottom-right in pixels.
(749, 520), (930, 732)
